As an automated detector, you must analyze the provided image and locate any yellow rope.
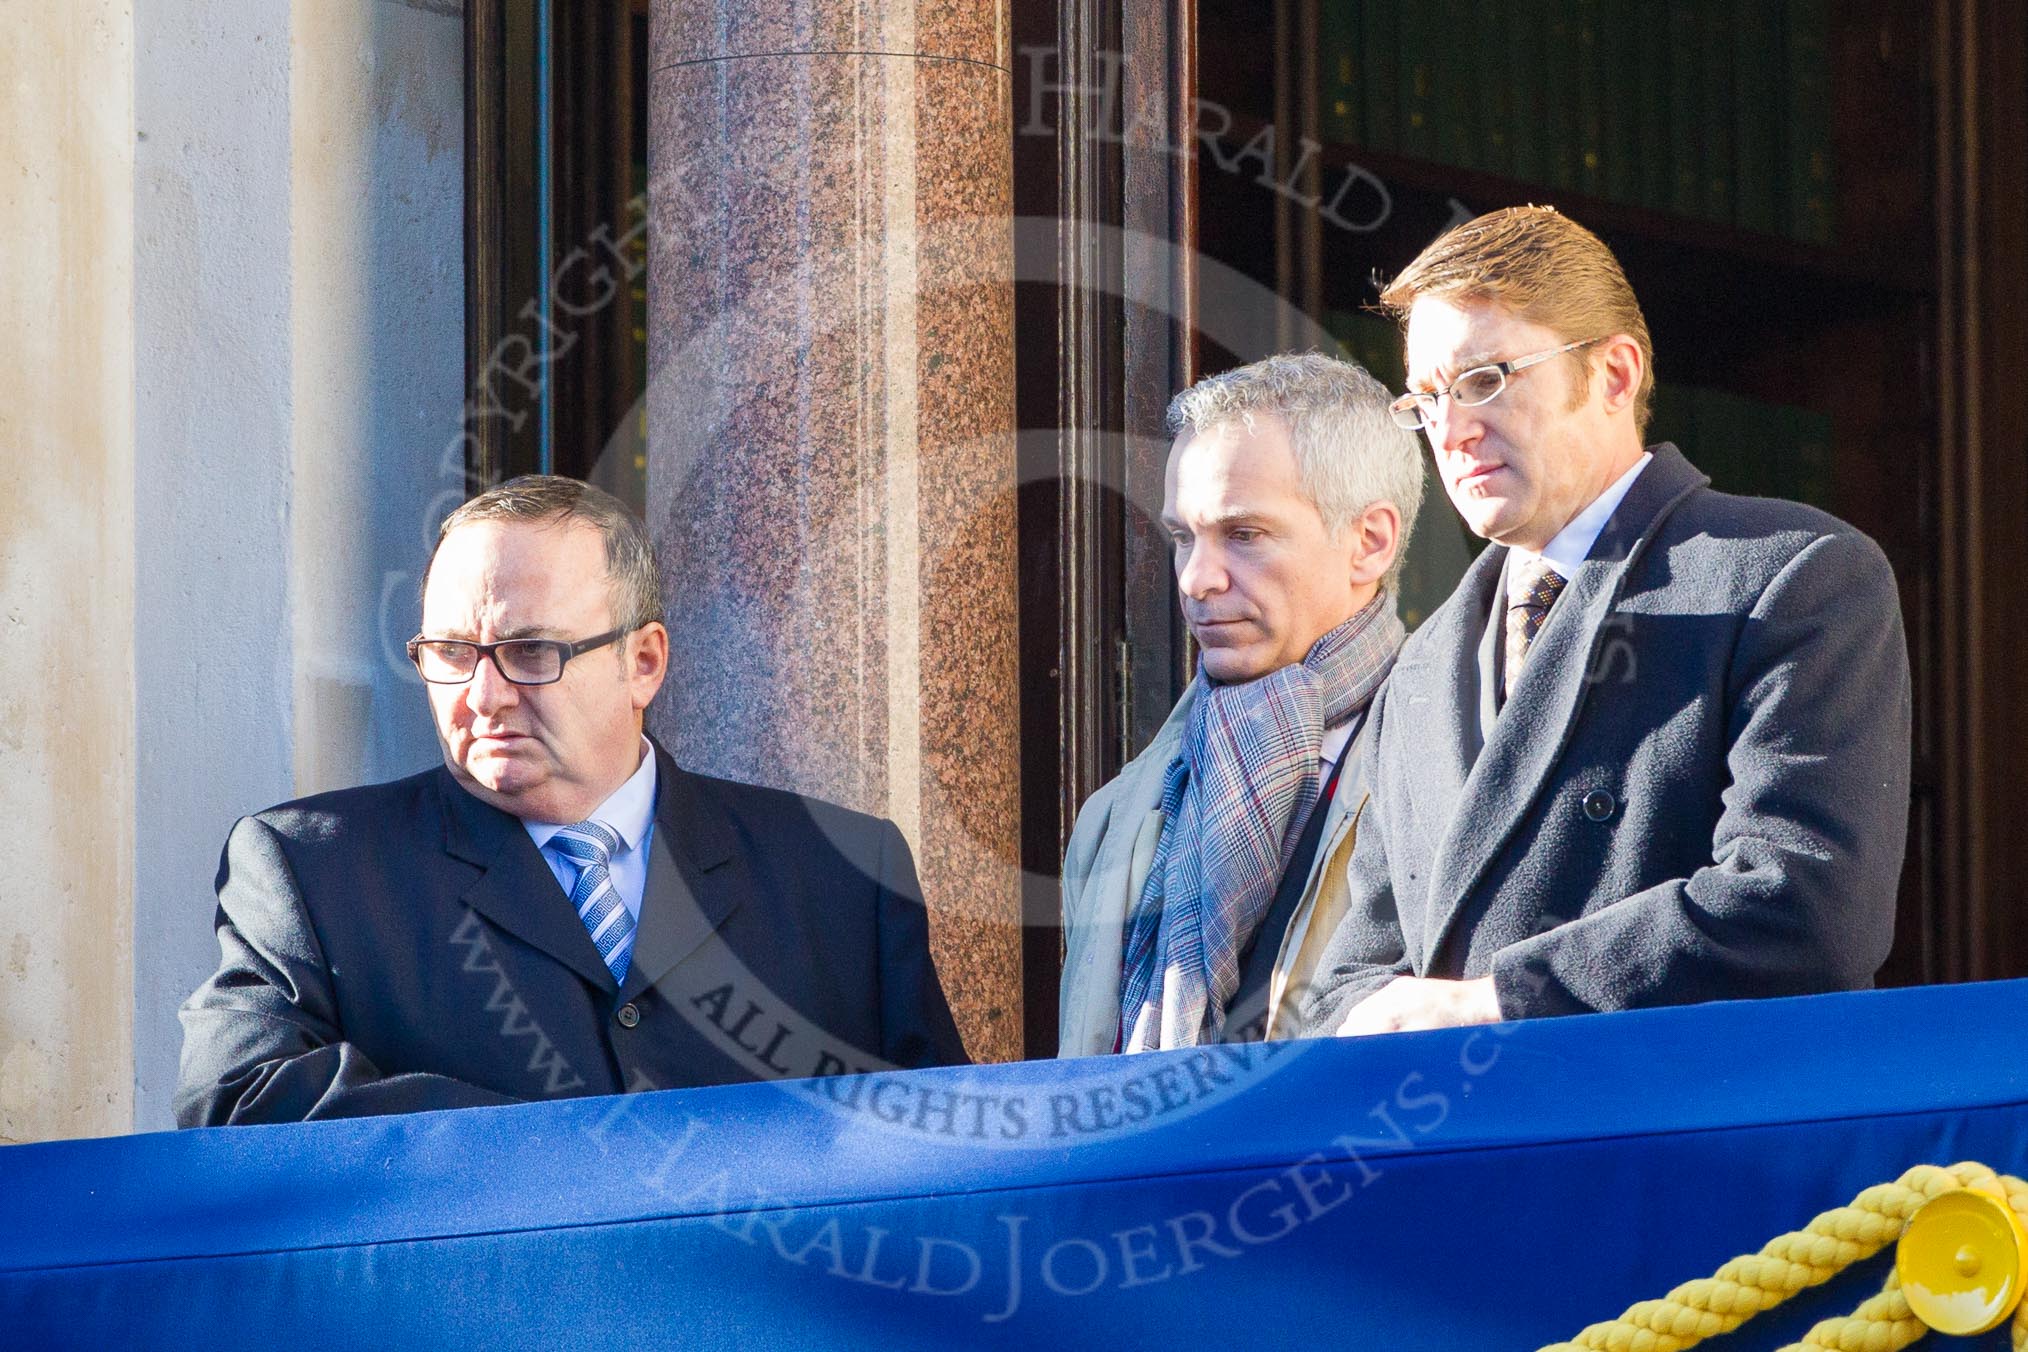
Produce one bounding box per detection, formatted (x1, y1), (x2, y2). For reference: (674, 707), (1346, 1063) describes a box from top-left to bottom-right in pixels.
(1782, 1267), (1923, 1352)
(1539, 1163), (2028, 1352)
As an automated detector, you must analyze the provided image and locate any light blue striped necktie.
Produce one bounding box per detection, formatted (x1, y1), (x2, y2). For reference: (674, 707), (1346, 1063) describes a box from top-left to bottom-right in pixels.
(547, 820), (636, 983)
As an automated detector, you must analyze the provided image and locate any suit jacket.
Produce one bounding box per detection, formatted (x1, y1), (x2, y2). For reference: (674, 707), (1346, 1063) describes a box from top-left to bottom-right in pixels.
(1058, 678), (1377, 1055)
(1300, 445), (1912, 1031)
(176, 741), (966, 1126)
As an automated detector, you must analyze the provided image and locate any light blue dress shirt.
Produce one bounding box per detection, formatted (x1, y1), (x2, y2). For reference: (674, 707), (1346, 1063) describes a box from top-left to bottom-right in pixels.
(521, 739), (659, 924)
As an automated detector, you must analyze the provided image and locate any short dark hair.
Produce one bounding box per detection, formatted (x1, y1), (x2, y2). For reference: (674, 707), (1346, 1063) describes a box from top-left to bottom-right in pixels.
(423, 475), (663, 629)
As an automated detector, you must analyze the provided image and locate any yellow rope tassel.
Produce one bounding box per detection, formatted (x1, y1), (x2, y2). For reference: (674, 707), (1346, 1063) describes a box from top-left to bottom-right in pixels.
(1541, 1163), (2026, 1352)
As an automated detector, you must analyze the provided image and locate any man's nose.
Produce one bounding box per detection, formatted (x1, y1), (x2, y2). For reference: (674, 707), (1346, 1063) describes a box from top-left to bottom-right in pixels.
(463, 652), (520, 714)
(1177, 542), (1227, 600)
(1430, 395), (1481, 456)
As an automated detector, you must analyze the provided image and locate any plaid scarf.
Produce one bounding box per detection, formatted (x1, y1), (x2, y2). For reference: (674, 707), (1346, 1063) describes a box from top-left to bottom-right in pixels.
(1117, 596), (1404, 1051)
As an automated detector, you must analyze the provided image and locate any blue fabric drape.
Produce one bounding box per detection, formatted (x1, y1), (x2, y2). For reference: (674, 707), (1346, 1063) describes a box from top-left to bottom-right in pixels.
(5, 982), (2025, 1349)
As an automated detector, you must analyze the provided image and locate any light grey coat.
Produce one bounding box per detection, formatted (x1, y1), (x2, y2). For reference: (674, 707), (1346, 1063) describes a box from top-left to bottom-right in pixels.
(1300, 445), (1912, 1032)
(1059, 680), (1375, 1056)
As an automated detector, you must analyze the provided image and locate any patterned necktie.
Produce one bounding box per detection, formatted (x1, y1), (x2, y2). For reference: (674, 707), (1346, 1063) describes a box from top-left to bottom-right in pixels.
(1502, 555), (1568, 705)
(547, 820), (636, 983)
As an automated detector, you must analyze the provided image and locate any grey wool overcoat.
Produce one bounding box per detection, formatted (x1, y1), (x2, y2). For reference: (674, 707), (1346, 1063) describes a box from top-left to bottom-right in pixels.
(1299, 444), (1912, 1032)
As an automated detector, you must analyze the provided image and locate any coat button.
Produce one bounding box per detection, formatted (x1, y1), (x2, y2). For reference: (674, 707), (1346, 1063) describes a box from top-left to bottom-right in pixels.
(616, 1002), (641, 1028)
(1582, 789), (1617, 822)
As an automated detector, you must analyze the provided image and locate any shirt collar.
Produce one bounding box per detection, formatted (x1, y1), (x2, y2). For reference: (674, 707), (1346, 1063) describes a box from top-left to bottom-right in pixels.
(524, 737), (658, 853)
(1321, 719), (1355, 768)
(1513, 451), (1653, 580)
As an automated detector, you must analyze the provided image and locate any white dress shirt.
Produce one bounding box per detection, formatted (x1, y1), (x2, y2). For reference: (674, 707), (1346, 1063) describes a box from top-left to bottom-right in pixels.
(522, 738), (659, 924)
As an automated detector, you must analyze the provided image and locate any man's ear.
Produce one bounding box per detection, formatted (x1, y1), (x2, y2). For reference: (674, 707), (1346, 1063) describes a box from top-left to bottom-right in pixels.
(628, 622), (670, 710)
(1347, 500), (1402, 589)
(1597, 333), (1645, 415)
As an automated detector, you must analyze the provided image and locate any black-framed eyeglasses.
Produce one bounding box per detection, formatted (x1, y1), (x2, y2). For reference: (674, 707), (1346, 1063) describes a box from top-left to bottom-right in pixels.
(406, 629), (630, 686)
(1389, 337), (1606, 430)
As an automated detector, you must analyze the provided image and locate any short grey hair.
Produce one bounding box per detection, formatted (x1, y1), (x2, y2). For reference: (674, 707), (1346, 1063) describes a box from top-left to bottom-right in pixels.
(424, 475), (664, 630)
(1165, 351), (1425, 589)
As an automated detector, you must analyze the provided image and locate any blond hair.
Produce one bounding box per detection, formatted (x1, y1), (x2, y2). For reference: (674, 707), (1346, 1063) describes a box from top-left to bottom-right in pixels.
(1166, 351), (1425, 590)
(1378, 205), (1655, 432)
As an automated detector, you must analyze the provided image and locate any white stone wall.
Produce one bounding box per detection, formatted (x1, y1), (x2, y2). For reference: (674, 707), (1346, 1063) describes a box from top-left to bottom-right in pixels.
(0, 0), (464, 1140)
(289, 0), (466, 807)
(0, 0), (139, 1145)
(130, 0), (302, 1139)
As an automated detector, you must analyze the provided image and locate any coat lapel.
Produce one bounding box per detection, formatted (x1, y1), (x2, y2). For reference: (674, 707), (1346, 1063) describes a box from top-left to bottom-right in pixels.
(1422, 446), (1709, 968)
(1262, 714), (1374, 1036)
(1398, 541), (1506, 850)
(1101, 683), (1198, 923)
(1477, 553), (1506, 745)
(1058, 686), (1194, 1055)
(439, 769), (619, 993)
(619, 746), (743, 1004)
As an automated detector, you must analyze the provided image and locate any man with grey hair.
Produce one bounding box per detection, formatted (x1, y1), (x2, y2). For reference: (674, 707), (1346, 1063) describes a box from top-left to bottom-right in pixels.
(1058, 352), (1425, 1055)
(178, 475), (964, 1125)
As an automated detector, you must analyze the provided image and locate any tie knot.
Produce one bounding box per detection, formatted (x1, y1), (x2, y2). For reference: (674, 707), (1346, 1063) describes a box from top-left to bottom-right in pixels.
(1507, 556), (1567, 613)
(549, 819), (621, 865)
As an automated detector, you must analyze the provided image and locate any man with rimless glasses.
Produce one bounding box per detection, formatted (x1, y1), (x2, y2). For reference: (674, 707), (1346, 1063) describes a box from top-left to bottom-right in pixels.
(177, 476), (963, 1126)
(1299, 206), (1912, 1037)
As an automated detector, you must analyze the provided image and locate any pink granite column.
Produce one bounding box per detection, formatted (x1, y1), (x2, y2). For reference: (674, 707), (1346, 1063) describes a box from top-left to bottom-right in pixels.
(646, 3), (1020, 1061)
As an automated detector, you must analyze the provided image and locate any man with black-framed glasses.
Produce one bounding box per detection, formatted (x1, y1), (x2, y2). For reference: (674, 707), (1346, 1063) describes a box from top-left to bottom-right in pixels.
(1300, 205), (1912, 1037)
(177, 475), (964, 1126)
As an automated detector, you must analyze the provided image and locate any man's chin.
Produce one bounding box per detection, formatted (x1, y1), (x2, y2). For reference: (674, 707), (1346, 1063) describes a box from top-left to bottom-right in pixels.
(472, 768), (535, 797)
(1446, 486), (1514, 538)
(1197, 648), (1276, 685)
(1456, 502), (1513, 543)
(450, 770), (570, 823)
(452, 746), (547, 799)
